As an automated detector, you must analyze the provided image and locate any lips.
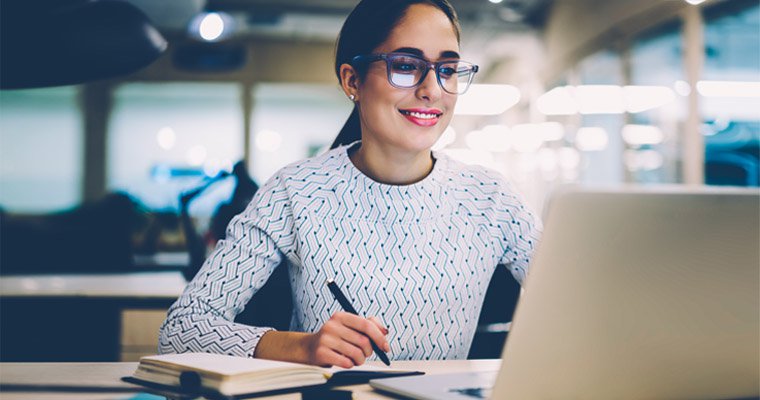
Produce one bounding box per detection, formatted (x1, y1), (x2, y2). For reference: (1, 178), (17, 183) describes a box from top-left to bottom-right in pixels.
(399, 108), (443, 127)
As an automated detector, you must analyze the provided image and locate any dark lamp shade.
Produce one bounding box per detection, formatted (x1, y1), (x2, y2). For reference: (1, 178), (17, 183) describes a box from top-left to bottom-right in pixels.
(1, 0), (168, 89)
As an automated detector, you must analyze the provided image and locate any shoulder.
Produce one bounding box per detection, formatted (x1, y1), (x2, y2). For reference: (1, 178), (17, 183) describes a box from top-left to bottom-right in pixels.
(248, 146), (350, 212)
(433, 153), (536, 225)
(257, 146), (348, 191)
(273, 146), (348, 183)
(244, 148), (348, 216)
(434, 151), (516, 196)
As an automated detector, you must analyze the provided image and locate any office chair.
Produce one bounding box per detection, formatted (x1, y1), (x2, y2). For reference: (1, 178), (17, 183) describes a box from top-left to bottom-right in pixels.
(467, 265), (522, 359)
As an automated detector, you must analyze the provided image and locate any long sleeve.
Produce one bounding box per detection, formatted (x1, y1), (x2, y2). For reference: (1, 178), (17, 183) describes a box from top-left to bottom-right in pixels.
(158, 173), (296, 357)
(494, 180), (542, 285)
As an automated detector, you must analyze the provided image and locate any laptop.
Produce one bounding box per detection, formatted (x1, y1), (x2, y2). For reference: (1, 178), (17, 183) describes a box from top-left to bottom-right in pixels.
(371, 186), (760, 399)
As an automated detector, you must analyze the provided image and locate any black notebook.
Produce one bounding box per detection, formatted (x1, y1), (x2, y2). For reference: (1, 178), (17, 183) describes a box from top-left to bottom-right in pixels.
(124, 353), (423, 399)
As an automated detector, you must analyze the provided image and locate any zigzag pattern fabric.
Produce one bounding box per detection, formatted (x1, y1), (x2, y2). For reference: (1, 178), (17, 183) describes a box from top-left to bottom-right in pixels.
(159, 144), (541, 360)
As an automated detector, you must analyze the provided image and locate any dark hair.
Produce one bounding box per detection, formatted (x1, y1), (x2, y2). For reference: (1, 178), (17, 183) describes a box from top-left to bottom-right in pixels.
(330, 0), (461, 149)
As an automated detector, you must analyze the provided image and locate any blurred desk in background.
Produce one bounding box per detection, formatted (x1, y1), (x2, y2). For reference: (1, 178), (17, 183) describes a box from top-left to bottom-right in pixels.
(0, 272), (186, 298)
(0, 272), (186, 362)
(0, 362), (145, 400)
(133, 252), (191, 270)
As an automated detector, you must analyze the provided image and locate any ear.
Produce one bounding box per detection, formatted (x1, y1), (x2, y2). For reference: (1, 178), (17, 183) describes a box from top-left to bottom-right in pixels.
(339, 63), (360, 101)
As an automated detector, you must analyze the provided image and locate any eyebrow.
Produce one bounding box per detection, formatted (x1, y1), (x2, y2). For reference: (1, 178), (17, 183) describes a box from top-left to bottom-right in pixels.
(391, 47), (460, 60)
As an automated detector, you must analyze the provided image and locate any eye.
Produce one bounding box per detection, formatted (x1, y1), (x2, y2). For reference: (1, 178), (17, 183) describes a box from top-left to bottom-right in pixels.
(438, 66), (456, 79)
(390, 57), (421, 74)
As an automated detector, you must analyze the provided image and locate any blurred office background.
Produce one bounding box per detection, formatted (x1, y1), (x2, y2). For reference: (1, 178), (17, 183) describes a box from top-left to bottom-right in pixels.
(0, 0), (758, 361)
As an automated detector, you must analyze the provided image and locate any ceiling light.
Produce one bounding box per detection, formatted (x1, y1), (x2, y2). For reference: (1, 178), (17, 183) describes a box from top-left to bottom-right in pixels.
(538, 85), (677, 115)
(537, 148), (558, 172)
(465, 125), (511, 152)
(489, 0), (504, 3)
(539, 122), (565, 141)
(624, 150), (664, 171)
(200, 13), (224, 41)
(685, 0), (706, 5)
(673, 80), (691, 96)
(557, 147), (581, 170)
(575, 127), (609, 151)
(622, 125), (665, 147)
(536, 86), (577, 115)
(576, 85), (625, 114)
(623, 86), (676, 113)
(455, 84), (521, 115)
(696, 81), (760, 98)
(156, 127), (176, 150)
(188, 12), (235, 42)
(511, 124), (545, 153)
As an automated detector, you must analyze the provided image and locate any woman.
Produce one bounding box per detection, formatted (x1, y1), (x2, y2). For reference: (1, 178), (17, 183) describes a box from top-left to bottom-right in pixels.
(159, 0), (541, 368)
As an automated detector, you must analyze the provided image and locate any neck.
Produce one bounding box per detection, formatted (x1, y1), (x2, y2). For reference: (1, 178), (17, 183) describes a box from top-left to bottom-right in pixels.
(349, 141), (434, 185)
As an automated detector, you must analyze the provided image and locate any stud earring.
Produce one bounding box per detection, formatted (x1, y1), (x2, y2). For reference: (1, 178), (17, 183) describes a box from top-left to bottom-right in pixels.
(349, 94), (356, 101)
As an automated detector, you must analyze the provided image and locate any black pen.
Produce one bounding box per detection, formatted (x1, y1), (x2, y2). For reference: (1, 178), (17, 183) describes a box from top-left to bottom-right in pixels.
(326, 279), (391, 366)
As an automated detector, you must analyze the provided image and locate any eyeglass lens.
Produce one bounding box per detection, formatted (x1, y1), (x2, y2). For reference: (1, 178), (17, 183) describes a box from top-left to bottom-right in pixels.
(387, 55), (475, 95)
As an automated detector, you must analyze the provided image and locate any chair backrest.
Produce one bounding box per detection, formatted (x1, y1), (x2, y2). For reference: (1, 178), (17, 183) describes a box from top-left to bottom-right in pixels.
(467, 266), (521, 359)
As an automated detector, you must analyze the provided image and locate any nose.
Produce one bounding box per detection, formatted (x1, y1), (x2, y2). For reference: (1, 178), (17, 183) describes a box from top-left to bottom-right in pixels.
(415, 65), (442, 102)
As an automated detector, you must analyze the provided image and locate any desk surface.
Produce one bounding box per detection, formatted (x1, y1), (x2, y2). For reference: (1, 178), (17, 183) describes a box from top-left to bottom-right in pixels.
(0, 272), (186, 299)
(0, 360), (502, 400)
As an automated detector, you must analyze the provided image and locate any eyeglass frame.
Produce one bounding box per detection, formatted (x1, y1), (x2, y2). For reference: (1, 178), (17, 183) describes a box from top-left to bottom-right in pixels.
(350, 52), (479, 95)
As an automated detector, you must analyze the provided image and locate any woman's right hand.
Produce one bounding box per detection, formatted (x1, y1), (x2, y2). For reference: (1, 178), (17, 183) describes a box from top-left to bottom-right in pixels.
(304, 312), (390, 368)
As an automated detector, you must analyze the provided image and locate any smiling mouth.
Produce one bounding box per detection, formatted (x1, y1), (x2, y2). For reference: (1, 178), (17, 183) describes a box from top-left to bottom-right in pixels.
(399, 110), (443, 119)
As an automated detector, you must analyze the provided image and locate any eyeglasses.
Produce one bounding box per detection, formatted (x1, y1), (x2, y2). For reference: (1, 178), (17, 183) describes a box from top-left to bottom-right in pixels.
(351, 53), (479, 95)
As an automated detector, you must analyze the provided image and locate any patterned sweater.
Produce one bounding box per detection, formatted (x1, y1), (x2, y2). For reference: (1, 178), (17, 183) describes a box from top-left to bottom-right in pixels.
(159, 144), (541, 360)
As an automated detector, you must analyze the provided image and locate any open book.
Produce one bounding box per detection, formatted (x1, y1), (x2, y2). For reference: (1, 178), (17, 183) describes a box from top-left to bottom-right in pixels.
(126, 353), (423, 397)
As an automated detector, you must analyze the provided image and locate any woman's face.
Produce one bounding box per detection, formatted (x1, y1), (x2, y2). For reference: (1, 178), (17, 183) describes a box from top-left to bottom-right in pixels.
(356, 4), (460, 156)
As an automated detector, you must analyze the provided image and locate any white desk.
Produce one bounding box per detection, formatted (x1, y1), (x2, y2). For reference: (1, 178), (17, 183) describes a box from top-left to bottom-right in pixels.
(0, 360), (502, 399)
(0, 272), (186, 298)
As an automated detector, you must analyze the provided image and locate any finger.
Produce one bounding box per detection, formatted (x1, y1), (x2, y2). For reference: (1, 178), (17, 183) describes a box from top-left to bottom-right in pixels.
(331, 352), (355, 369)
(335, 325), (373, 357)
(316, 345), (354, 369)
(321, 331), (366, 366)
(367, 316), (391, 352)
(367, 316), (389, 335)
(333, 337), (367, 366)
(323, 315), (369, 356)
(339, 314), (390, 353)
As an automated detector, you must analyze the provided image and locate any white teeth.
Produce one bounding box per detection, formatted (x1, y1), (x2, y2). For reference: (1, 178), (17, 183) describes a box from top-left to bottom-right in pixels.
(404, 111), (438, 119)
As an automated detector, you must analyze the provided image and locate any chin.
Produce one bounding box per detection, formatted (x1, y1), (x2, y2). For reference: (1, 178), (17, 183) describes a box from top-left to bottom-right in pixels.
(403, 132), (443, 153)
(385, 119), (447, 152)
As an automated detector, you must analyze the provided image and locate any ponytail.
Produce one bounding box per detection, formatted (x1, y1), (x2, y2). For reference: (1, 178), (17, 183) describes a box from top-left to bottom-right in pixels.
(330, 106), (361, 149)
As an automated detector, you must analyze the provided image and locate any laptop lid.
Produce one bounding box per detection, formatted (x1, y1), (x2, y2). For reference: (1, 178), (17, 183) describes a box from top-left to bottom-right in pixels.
(493, 186), (760, 399)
